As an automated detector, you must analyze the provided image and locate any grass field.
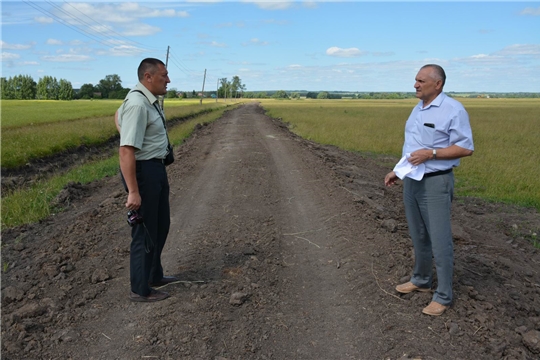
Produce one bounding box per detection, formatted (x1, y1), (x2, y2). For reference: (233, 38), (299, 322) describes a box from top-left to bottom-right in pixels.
(1, 99), (228, 168)
(261, 98), (540, 211)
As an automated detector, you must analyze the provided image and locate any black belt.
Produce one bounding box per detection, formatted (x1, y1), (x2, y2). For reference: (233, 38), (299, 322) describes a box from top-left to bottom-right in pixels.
(137, 158), (165, 164)
(424, 169), (453, 177)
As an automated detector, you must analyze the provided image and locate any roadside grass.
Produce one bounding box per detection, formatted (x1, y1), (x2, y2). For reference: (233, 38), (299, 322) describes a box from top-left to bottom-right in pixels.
(1, 100), (228, 168)
(1, 104), (238, 229)
(261, 98), (540, 211)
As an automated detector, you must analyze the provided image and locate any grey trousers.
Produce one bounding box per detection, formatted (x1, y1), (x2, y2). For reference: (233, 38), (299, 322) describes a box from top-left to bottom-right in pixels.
(403, 172), (454, 305)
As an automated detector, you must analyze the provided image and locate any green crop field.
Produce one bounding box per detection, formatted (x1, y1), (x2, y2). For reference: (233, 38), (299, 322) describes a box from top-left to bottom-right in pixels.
(261, 98), (540, 211)
(1, 99), (229, 168)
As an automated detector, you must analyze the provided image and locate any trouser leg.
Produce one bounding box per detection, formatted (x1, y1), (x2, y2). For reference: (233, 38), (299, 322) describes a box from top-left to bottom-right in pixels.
(422, 173), (454, 305)
(403, 174), (454, 305)
(149, 171), (170, 283)
(404, 178), (433, 289)
(130, 161), (170, 296)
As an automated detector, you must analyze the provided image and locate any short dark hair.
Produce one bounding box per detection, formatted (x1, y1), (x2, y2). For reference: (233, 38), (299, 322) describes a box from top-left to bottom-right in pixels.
(421, 64), (446, 87)
(137, 58), (165, 81)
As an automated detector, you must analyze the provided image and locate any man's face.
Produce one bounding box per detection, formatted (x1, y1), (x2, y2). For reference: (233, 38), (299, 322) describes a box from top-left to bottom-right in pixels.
(147, 64), (170, 96)
(414, 67), (442, 105)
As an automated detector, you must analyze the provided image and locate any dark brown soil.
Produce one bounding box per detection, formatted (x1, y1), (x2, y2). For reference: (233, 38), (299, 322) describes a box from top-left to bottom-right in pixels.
(2, 103), (540, 360)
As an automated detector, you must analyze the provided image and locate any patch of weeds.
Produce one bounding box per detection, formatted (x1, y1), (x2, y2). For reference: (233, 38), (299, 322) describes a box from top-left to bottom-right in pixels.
(507, 223), (540, 248)
(3, 262), (9, 273)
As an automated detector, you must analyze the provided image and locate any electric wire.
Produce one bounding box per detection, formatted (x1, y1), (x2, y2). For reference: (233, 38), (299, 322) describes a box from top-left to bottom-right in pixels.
(59, 0), (162, 52)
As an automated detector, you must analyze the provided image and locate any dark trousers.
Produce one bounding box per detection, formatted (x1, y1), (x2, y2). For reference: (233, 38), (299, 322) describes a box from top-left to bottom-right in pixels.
(129, 161), (170, 296)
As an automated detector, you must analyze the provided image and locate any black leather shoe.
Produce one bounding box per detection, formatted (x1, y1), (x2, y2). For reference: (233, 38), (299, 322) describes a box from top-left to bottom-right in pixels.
(130, 289), (169, 302)
(149, 276), (179, 287)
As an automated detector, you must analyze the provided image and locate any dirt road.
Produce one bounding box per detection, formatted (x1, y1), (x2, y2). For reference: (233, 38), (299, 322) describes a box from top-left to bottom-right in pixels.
(2, 103), (540, 359)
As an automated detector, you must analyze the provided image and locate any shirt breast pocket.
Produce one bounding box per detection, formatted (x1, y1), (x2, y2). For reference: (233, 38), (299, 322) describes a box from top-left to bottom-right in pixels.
(421, 124), (435, 146)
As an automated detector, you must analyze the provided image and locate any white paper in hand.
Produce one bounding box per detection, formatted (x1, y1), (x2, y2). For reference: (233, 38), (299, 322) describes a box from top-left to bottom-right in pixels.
(393, 154), (425, 181)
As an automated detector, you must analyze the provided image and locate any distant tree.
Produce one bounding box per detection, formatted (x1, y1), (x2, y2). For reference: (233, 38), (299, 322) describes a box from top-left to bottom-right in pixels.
(78, 83), (96, 99)
(231, 75), (245, 98)
(0, 77), (12, 99)
(256, 92), (267, 99)
(37, 76), (59, 100)
(58, 79), (73, 100)
(317, 91), (328, 99)
(166, 88), (178, 98)
(7, 75), (37, 100)
(305, 92), (317, 99)
(272, 90), (289, 99)
(97, 74), (122, 99)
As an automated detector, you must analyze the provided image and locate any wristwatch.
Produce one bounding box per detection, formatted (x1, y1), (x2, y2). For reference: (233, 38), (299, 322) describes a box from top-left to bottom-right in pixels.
(432, 149), (437, 160)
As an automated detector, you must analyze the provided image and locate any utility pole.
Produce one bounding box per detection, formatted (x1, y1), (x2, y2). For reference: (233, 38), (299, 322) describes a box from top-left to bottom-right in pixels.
(159, 45), (170, 109)
(216, 78), (219, 103)
(200, 69), (206, 105)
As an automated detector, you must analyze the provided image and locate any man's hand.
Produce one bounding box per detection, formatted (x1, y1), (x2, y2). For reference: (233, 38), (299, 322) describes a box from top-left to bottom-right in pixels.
(126, 192), (141, 211)
(385, 171), (398, 187)
(408, 149), (432, 166)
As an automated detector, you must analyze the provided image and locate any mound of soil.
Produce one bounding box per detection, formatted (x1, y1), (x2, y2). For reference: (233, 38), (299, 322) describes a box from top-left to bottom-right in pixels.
(2, 103), (540, 359)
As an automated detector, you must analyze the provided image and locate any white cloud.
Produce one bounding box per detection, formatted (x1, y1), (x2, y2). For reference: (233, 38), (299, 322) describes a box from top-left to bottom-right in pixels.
(520, 6), (540, 16)
(19, 61), (40, 66)
(1, 52), (21, 61)
(35, 16), (54, 24)
(372, 51), (395, 57)
(108, 45), (146, 57)
(121, 23), (162, 37)
(210, 41), (227, 48)
(302, 1), (318, 9)
(242, 38), (269, 46)
(496, 44), (540, 56)
(47, 39), (64, 45)
(0, 41), (34, 50)
(246, 1), (294, 10)
(326, 47), (367, 58)
(41, 54), (93, 62)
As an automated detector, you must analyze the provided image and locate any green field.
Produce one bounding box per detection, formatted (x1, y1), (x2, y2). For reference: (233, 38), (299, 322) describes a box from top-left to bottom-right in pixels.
(261, 98), (540, 210)
(1, 99), (228, 168)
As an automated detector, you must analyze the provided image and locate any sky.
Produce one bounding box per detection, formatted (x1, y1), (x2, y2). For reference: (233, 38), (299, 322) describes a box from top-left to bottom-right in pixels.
(1, 1), (540, 93)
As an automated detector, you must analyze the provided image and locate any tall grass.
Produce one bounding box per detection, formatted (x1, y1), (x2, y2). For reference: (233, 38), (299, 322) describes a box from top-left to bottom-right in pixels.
(261, 98), (540, 210)
(1, 100), (229, 168)
(1, 104), (237, 228)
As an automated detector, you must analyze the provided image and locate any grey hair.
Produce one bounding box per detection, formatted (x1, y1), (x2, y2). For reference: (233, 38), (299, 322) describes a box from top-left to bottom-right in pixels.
(421, 64), (446, 87)
(137, 58), (165, 81)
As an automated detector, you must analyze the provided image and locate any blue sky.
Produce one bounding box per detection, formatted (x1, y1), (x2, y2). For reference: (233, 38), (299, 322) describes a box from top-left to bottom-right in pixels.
(2, 1), (540, 92)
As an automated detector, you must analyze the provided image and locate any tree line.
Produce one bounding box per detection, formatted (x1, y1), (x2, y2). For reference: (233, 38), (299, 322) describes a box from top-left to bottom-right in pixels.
(2, 73), (538, 101)
(0, 73), (249, 101)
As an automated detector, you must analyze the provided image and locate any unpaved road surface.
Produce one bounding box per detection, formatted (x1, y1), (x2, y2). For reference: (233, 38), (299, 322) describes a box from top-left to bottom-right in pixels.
(3, 103), (540, 359)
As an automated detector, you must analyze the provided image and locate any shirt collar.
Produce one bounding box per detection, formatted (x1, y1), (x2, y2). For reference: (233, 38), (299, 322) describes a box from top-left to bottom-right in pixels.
(419, 92), (446, 110)
(134, 82), (159, 105)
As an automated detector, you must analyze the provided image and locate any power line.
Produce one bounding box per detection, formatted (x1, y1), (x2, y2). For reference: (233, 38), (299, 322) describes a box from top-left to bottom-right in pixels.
(22, 0), (160, 52)
(168, 50), (200, 78)
(59, 0), (161, 52)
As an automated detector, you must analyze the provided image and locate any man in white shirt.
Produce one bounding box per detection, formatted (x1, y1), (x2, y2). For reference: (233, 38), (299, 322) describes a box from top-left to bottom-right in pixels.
(385, 64), (474, 316)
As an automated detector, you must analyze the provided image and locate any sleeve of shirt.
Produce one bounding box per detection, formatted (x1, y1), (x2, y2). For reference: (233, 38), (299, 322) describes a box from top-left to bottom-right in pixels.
(119, 104), (147, 150)
(449, 108), (474, 151)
